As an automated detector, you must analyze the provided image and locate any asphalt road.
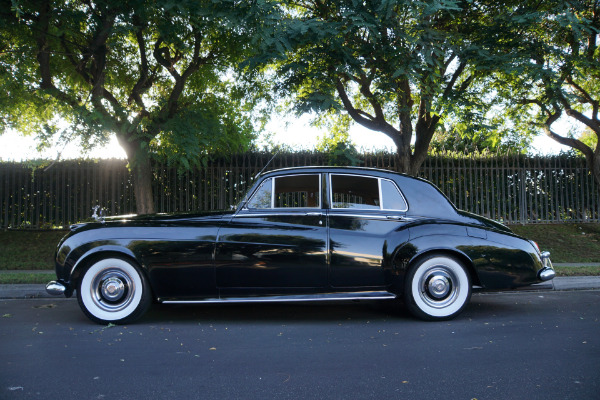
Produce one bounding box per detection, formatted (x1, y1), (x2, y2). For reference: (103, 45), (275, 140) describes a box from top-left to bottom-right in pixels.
(1, 291), (599, 400)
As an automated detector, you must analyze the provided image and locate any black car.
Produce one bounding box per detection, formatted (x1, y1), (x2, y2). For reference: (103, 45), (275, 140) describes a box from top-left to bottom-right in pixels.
(46, 166), (555, 323)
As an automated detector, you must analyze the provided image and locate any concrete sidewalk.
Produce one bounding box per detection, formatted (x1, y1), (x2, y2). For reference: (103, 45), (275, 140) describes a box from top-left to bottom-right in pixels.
(1, 276), (599, 300)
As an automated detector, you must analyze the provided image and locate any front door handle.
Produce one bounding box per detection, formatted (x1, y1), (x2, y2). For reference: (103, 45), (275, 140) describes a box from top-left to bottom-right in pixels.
(306, 212), (323, 217)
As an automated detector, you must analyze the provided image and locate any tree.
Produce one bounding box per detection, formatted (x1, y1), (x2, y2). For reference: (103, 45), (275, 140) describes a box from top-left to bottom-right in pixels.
(257, 0), (542, 174)
(499, 0), (600, 189)
(1, 0), (268, 213)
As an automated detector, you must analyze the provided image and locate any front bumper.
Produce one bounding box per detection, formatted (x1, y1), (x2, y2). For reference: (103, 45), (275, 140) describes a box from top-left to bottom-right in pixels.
(46, 280), (69, 296)
(537, 251), (555, 281)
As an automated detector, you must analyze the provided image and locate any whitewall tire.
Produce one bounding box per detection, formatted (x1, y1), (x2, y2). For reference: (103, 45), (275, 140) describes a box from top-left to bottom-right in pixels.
(404, 254), (471, 321)
(77, 257), (152, 324)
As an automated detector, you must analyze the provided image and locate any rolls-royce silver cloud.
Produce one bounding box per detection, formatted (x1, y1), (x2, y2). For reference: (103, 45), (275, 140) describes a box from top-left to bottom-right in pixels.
(46, 166), (555, 323)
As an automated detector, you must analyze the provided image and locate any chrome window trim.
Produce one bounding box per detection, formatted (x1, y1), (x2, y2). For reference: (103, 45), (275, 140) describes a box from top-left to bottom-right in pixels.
(328, 173), (409, 212)
(235, 211), (324, 218)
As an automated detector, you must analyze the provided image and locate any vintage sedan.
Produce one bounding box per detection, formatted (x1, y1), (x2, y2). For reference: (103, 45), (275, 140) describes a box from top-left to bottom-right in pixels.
(46, 166), (555, 324)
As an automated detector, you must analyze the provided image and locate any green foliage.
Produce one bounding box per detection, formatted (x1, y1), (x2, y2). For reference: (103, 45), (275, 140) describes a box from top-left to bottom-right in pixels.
(0, 0), (273, 171)
(313, 113), (361, 166)
(1, 0), (278, 212)
(489, 1), (600, 166)
(578, 129), (598, 152)
(253, 0), (553, 173)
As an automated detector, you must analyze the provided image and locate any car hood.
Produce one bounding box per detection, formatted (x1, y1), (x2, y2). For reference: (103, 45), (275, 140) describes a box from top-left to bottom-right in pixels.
(70, 210), (234, 232)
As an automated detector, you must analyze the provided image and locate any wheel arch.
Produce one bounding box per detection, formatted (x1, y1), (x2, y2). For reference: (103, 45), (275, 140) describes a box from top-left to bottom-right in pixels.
(392, 245), (482, 289)
(409, 249), (481, 287)
(69, 247), (150, 296)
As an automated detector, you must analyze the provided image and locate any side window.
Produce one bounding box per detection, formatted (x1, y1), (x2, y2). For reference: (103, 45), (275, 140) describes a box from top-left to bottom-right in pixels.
(246, 174), (321, 209)
(246, 178), (272, 209)
(331, 175), (380, 209)
(274, 175), (320, 208)
(380, 179), (407, 210)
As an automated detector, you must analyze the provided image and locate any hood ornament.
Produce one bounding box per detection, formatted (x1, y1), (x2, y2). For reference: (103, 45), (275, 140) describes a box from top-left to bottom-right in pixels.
(92, 205), (105, 223)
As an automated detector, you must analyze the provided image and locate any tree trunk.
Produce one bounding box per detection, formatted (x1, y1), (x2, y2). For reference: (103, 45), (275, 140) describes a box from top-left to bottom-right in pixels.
(591, 149), (600, 195)
(117, 135), (156, 215)
(131, 154), (155, 214)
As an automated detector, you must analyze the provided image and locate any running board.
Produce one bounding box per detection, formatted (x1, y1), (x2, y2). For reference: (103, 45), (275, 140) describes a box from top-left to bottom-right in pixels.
(161, 291), (397, 304)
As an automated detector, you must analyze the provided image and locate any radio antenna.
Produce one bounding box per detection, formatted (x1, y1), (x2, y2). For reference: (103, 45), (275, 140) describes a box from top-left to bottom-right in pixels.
(254, 150), (279, 180)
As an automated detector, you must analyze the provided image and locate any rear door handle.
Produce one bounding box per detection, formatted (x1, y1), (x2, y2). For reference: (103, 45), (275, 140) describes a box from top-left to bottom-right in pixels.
(386, 215), (404, 220)
(306, 212), (323, 217)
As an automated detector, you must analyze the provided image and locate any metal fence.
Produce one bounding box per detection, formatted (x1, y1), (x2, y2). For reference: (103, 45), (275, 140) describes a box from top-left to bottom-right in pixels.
(1, 152), (598, 228)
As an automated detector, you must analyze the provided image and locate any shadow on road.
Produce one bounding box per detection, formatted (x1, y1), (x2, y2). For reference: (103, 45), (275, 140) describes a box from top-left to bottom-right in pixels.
(138, 294), (524, 325)
(141, 300), (413, 324)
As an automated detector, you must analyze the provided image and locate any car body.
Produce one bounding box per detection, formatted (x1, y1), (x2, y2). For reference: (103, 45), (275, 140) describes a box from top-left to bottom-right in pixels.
(46, 166), (555, 323)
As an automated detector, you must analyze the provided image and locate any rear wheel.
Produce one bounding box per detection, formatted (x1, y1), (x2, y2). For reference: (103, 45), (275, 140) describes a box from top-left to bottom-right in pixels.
(404, 254), (471, 321)
(77, 257), (152, 324)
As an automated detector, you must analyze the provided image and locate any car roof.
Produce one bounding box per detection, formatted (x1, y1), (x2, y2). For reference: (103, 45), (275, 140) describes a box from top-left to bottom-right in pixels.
(263, 165), (407, 178)
(258, 166), (458, 217)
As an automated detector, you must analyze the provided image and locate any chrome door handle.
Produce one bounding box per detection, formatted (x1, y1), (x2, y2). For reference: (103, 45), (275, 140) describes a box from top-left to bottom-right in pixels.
(306, 212), (323, 217)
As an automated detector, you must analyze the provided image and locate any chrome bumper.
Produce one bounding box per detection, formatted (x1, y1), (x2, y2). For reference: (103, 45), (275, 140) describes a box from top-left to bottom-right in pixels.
(46, 281), (66, 296)
(538, 251), (555, 281)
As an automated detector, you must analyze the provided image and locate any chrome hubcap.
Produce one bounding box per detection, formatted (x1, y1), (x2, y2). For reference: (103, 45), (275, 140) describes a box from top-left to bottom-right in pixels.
(418, 266), (459, 309)
(427, 274), (451, 299)
(101, 277), (125, 302)
(89, 268), (135, 312)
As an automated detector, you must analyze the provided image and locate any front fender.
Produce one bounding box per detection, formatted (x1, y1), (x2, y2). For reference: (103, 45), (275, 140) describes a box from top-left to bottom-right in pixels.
(56, 236), (142, 296)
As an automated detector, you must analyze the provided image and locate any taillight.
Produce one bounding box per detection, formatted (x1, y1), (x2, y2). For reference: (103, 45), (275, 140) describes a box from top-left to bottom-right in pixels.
(530, 240), (540, 253)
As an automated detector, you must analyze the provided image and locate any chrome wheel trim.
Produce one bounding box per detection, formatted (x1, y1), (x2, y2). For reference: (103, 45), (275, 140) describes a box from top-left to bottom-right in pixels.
(418, 267), (458, 308)
(80, 258), (143, 322)
(410, 256), (470, 318)
(91, 269), (134, 311)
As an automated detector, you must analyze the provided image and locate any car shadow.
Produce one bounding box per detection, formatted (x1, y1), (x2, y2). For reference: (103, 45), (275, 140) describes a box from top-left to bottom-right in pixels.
(141, 299), (413, 324)
(137, 293), (534, 325)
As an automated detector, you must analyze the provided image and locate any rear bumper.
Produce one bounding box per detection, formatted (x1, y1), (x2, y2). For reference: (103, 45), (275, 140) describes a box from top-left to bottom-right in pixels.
(537, 251), (555, 281)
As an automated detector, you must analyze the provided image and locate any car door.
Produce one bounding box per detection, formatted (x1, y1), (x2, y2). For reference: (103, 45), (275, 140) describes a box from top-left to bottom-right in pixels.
(215, 173), (328, 292)
(327, 173), (411, 288)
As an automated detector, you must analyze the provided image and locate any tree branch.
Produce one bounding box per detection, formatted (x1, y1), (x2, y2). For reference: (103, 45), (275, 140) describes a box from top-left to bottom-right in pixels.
(356, 73), (385, 122)
(335, 77), (399, 141)
(442, 60), (467, 100)
(128, 17), (152, 111)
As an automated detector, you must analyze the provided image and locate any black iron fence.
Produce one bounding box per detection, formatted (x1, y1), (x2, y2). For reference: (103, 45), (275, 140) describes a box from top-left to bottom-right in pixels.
(1, 152), (598, 228)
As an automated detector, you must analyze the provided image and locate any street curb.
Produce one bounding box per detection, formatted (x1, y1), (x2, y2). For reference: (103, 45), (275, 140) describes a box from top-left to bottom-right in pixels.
(1, 277), (600, 300)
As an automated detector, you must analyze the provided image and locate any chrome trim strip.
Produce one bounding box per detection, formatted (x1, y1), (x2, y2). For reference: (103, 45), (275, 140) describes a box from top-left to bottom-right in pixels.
(233, 212), (325, 218)
(270, 177), (275, 208)
(161, 291), (397, 304)
(328, 213), (414, 221)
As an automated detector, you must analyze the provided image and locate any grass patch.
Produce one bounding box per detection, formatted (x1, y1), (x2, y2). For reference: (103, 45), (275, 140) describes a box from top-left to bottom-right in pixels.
(554, 266), (600, 277)
(0, 230), (66, 270)
(0, 268), (597, 284)
(0, 273), (56, 284)
(509, 223), (600, 263)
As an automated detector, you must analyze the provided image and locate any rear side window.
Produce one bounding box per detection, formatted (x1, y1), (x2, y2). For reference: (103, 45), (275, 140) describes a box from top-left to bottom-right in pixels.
(247, 174), (321, 209)
(331, 175), (380, 209)
(330, 174), (407, 211)
(380, 179), (407, 210)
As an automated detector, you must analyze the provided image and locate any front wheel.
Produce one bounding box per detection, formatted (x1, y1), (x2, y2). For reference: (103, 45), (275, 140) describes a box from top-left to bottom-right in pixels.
(404, 255), (471, 321)
(77, 257), (152, 324)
